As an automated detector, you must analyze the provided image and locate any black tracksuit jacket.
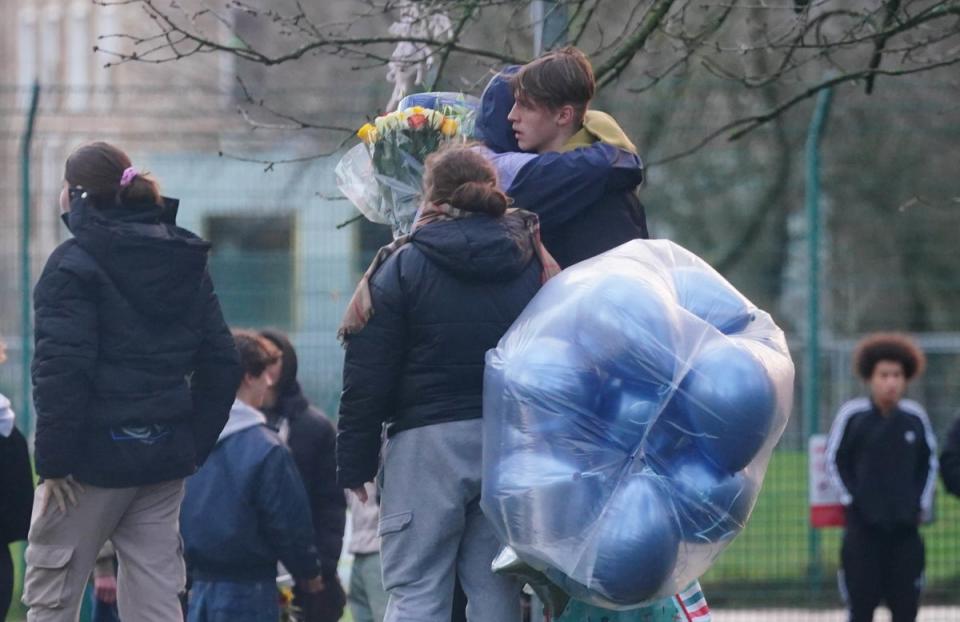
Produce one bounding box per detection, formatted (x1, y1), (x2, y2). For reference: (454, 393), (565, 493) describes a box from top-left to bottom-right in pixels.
(827, 397), (937, 530)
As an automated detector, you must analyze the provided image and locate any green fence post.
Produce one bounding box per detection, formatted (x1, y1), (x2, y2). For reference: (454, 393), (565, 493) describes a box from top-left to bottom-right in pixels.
(804, 81), (834, 598)
(20, 80), (40, 438)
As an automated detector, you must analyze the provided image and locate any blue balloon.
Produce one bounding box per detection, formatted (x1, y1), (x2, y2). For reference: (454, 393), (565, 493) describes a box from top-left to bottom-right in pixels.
(575, 276), (677, 390)
(597, 378), (664, 451)
(675, 344), (777, 472)
(489, 453), (610, 550)
(505, 338), (603, 423)
(641, 401), (697, 470)
(672, 267), (754, 335)
(659, 450), (759, 543)
(574, 474), (679, 605)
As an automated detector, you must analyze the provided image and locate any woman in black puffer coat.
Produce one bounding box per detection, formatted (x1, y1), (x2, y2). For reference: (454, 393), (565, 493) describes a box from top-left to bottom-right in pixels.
(337, 146), (557, 622)
(24, 142), (240, 621)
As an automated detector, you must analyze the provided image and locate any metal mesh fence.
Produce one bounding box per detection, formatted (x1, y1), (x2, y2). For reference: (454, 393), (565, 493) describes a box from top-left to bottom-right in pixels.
(1, 82), (958, 621)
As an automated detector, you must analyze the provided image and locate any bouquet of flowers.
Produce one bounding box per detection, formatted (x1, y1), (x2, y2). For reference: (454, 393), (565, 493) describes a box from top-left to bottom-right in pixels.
(336, 93), (478, 236)
(277, 570), (301, 622)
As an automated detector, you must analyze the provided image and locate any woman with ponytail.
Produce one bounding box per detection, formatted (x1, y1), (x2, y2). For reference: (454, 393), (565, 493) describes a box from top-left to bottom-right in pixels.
(337, 146), (559, 621)
(24, 142), (240, 621)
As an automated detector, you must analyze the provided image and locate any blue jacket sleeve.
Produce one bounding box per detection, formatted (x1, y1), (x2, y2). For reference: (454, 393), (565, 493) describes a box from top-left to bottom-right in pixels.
(506, 143), (644, 230)
(254, 444), (321, 580)
(32, 255), (98, 479)
(337, 256), (407, 489)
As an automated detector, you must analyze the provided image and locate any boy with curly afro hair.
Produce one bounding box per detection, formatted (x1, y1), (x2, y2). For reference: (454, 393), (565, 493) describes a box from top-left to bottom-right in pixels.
(826, 332), (937, 622)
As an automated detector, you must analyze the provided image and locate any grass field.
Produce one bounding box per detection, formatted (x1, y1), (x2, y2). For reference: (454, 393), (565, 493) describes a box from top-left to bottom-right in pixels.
(7, 450), (959, 620)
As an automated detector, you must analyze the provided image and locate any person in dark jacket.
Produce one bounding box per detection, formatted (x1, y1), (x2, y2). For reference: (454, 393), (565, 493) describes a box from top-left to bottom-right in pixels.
(478, 53), (715, 622)
(260, 329), (347, 622)
(940, 415), (960, 497)
(827, 333), (937, 622)
(1, 341), (34, 620)
(181, 331), (323, 622)
(476, 49), (649, 268)
(24, 142), (241, 622)
(337, 146), (558, 622)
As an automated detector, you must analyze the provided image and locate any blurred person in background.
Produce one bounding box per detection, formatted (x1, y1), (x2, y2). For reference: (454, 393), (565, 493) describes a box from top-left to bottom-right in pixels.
(939, 414), (960, 497)
(827, 333), (937, 622)
(259, 329), (347, 621)
(346, 482), (388, 622)
(1, 339), (35, 619)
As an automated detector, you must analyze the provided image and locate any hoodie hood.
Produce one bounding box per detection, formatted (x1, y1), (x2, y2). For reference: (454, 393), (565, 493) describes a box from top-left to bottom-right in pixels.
(218, 399), (267, 443)
(563, 110), (638, 153)
(477, 66), (522, 154)
(0, 393), (14, 438)
(66, 196), (211, 323)
(411, 212), (536, 282)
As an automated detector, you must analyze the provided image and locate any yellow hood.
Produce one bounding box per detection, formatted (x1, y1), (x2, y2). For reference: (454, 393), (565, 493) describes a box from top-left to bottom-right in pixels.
(561, 110), (637, 153)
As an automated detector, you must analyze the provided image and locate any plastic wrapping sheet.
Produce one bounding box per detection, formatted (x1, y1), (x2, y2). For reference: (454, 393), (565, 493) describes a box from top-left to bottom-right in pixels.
(335, 93), (479, 236)
(482, 239), (795, 609)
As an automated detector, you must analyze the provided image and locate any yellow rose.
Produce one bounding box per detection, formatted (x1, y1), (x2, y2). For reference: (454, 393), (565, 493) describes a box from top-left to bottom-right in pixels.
(410, 106), (426, 115)
(441, 118), (459, 137)
(357, 123), (377, 144)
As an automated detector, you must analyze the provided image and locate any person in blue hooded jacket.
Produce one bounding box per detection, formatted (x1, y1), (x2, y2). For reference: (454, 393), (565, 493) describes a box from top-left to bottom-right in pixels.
(475, 48), (649, 268)
(181, 331), (324, 621)
(337, 146), (560, 622)
(24, 142), (241, 622)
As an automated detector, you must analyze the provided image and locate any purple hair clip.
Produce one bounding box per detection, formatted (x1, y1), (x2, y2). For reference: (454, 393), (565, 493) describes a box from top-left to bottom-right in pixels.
(119, 166), (138, 187)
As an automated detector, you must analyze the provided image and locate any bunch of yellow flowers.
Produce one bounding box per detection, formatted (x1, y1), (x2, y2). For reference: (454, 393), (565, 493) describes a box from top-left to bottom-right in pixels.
(357, 105), (459, 145)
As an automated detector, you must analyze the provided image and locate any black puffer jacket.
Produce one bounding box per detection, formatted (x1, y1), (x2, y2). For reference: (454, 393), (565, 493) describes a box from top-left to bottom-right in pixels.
(337, 213), (543, 488)
(261, 330), (346, 582)
(0, 420), (34, 545)
(32, 197), (241, 488)
(941, 416), (960, 497)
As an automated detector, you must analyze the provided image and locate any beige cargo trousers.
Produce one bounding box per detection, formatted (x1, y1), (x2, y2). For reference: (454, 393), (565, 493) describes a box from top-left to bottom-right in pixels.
(22, 479), (186, 622)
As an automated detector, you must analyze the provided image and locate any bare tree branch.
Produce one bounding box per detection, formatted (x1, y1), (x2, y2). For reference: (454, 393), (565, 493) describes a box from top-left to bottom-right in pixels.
(93, 0), (960, 163)
(652, 55), (960, 165)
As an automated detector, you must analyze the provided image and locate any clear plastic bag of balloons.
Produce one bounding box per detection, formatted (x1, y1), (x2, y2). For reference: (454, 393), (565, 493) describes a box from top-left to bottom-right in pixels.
(482, 239), (794, 609)
(335, 92), (479, 236)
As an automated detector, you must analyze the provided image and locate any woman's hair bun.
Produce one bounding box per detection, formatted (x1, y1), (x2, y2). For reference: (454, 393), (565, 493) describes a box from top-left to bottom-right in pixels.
(449, 181), (508, 217)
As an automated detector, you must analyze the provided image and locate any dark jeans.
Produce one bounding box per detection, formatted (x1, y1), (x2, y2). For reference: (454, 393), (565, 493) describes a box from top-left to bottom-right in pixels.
(187, 579), (278, 622)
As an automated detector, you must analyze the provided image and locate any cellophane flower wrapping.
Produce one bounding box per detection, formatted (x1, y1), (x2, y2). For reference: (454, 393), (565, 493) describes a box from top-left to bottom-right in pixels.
(481, 239), (795, 609)
(335, 93), (478, 236)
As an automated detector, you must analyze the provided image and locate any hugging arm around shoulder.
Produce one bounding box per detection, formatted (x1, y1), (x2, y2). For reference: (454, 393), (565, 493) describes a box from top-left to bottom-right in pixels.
(31, 259), (98, 479)
(506, 143), (644, 229)
(337, 258), (407, 489)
